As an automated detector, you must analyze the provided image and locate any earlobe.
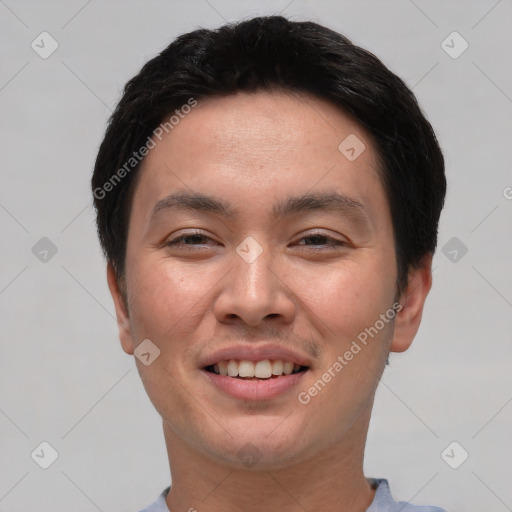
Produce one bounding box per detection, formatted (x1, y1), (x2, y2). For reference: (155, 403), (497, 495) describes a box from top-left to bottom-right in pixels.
(106, 263), (135, 355)
(389, 254), (433, 353)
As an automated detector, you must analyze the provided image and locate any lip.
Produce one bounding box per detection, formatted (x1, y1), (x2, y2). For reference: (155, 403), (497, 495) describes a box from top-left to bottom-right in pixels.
(199, 343), (313, 369)
(201, 368), (309, 400)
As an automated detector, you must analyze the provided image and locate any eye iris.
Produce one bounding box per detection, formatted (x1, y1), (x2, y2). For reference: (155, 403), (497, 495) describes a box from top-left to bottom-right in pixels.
(171, 234), (340, 247)
(186, 234), (205, 244)
(305, 235), (327, 245)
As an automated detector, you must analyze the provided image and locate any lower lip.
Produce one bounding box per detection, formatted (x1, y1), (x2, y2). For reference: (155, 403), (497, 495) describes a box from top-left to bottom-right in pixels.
(201, 369), (308, 400)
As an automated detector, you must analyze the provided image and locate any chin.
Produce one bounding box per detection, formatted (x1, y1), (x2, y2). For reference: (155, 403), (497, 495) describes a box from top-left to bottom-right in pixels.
(200, 417), (314, 469)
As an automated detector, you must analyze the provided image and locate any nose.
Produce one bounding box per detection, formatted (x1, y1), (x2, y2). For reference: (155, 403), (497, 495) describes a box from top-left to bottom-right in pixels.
(213, 240), (296, 331)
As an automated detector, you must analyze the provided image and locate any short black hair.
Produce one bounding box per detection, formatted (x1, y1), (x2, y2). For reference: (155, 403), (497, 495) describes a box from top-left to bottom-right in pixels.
(92, 15), (446, 294)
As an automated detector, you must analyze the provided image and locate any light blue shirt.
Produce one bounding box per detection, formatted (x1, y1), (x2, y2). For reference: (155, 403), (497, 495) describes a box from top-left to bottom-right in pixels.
(137, 479), (446, 511)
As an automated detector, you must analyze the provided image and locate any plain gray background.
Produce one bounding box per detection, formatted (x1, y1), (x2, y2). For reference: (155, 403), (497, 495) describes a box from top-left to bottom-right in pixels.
(1, 1), (511, 511)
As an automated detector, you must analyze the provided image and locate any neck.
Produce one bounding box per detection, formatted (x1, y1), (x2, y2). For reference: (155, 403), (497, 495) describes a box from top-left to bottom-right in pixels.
(163, 408), (375, 512)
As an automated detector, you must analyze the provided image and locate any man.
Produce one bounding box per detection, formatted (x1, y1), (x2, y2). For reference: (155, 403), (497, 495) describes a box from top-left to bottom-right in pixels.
(92, 15), (447, 512)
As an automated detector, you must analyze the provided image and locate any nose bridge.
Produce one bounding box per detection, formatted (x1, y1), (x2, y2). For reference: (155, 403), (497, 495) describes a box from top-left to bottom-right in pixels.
(235, 239), (277, 315)
(214, 237), (294, 327)
(239, 245), (274, 302)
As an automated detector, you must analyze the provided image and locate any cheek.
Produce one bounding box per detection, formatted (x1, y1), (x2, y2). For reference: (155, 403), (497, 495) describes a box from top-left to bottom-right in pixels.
(294, 264), (396, 443)
(126, 257), (217, 343)
(327, 276), (391, 339)
(289, 253), (396, 349)
(124, 258), (226, 432)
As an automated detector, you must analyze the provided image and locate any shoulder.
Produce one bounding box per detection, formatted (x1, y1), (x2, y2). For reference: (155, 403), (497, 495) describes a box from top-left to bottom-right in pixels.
(136, 481), (447, 512)
(136, 486), (171, 512)
(367, 479), (447, 512)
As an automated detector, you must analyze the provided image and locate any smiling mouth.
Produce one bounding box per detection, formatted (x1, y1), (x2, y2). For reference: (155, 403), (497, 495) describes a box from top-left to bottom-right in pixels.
(204, 359), (309, 379)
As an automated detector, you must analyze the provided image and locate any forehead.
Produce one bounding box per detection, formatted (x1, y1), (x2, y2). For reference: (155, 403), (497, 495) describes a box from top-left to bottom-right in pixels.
(131, 90), (387, 225)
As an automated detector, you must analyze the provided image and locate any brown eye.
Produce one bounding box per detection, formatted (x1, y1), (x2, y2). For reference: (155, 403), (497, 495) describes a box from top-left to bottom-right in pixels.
(296, 235), (345, 248)
(168, 234), (210, 245)
(166, 230), (219, 249)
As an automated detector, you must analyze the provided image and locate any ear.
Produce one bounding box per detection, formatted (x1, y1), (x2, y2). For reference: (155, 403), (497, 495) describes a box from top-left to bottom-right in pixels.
(107, 262), (135, 355)
(390, 253), (433, 353)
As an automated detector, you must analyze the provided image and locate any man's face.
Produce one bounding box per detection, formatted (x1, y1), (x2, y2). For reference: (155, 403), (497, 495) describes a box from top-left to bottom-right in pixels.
(115, 91), (401, 468)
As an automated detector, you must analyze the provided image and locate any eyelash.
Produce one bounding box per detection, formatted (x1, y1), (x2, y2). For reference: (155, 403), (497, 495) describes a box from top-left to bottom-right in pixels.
(166, 231), (347, 249)
(296, 234), (346, 248)
(167, 232), (213, 248)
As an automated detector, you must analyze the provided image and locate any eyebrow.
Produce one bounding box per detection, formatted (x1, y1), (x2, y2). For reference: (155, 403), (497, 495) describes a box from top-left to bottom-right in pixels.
(151, 191), (369, 224)
(271, 192), (368, 223)
(152, 191), (237, 219)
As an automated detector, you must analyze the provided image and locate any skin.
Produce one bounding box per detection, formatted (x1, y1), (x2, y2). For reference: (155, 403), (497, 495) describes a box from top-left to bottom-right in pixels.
(107, 90), (432, 512)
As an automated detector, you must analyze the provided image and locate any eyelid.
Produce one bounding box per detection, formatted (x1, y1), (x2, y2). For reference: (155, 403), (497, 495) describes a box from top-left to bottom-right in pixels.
(166, 229), (219, 245)
(293, 229), (347, 243)
(165, 229), (348, 248)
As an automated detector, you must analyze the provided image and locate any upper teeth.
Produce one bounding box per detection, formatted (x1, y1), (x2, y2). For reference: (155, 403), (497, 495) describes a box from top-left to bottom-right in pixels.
(212, 360), (301, 378)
